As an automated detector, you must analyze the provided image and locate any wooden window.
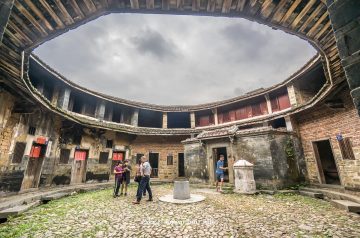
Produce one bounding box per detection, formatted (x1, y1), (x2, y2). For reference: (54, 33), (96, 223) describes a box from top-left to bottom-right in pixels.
(252, 104), (262, 116)
(12, 142), (26, 163)
(339, 138), (355, 160)
(278, 94), (291, 110)
(113, 152), (124, 161)
(135, 153), (143, 164)
(106, 140), (113, 149)
(167, 155), (173, 165)
(99, 152), (109, 164)
(59, 149), (70, 164)
(28, 126), (36, 135)
(229, 110), (236, 121)
(30, 145), (41, 158)
(74, 150), (87, 160)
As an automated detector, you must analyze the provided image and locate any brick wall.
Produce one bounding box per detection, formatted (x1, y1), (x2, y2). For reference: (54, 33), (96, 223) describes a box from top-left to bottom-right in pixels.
(130, 135), (187, 180)
(295, 88), (360, 189)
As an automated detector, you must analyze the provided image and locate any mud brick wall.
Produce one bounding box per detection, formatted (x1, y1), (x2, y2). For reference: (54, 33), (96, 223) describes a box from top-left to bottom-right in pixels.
(295, 89), (360, 189)
(130, 135), (187, 180)
(184, 141), (208, 183)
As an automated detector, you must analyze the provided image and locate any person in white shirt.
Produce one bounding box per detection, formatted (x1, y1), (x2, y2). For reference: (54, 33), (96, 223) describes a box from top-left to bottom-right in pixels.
(133, 156), (153, 204)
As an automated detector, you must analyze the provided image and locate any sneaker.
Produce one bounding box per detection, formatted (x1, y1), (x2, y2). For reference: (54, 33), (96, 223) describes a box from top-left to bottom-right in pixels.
(113, 195), (116, 198)
(124, 193), (127, 196)
(146, 198), (153, 202)
(120, 193), (123, 196)
(132, 201), (140, 204)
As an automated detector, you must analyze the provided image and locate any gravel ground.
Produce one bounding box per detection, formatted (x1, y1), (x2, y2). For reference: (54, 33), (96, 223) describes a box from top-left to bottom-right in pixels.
(0, 184), (359, 238)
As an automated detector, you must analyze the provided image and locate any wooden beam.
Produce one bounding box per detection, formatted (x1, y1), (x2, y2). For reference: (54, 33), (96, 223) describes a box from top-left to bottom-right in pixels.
(4, 29), (24, 48)
(259, 0), (273, 18)
(7, 20), (33, 44)
(54, 0), (75, 25)
(290, 0), (316, 29)
(236, 0), (247, 12)
(68, 0), (85, 20)
(147, 0), (155, 9)
(270, 0), (287, 21)
(83, 0), (97, 13)
(314, 21), (331, 40)
(279, 0), (301, 24)
(23, 0), (54, 31)
(298, 4), (323, 33)
(306, 11), (328, 37)
(222, 0), (233, 13)
(11, 14), (38, 39)
(130, 0), (139, 9)
(14, 1), (48, 36)
(39, 0), (65, 29)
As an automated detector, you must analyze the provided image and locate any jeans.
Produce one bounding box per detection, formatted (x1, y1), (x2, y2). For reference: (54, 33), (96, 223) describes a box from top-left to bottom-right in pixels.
(136, 175), (152, 201)
(136, 176), (146, 196)
(113, 176), (122, 196)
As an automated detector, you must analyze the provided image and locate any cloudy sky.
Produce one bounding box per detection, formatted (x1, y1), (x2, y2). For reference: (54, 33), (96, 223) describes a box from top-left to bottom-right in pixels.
(34, 13), (316, 105)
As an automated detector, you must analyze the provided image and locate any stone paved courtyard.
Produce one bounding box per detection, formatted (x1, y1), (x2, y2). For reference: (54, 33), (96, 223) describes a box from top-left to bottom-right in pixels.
(0, 184), (359, 238)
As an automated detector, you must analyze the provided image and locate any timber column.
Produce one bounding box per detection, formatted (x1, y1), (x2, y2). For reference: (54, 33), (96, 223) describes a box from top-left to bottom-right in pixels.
(162, 112), (168, 128)
(265, 94), (272, 114)
(95, 100), (106, 120)
(190, 112), (195, 128)
(57, 88), (71, 110)
(131, 109), (139, 126)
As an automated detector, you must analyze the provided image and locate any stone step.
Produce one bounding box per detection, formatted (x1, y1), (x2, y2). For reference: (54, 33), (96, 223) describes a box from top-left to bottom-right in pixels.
(299, 190), (324, 199)
(300, 187), (360, 204)
(330, 200), (360, 213)
(41, 192), (69, 203)
(0, 201), (40, 219)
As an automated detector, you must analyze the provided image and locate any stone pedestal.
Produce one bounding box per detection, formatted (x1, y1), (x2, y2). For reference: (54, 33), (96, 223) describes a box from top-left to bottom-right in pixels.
(233, 160), (256, 194)
(173, 181), (190, 200)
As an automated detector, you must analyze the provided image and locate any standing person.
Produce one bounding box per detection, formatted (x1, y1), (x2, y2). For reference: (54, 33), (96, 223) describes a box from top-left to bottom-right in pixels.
(135, 159), (146, 197)
(133, 156), (153, 204)
(113, 161), (124, 198)
(215, 155), (227, 192)
(120, 160), (131, 196)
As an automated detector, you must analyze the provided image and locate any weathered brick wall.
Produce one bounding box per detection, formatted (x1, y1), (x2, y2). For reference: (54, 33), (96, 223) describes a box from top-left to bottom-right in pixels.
(130, 135), (187, 180)
(295, 89), (360, 189)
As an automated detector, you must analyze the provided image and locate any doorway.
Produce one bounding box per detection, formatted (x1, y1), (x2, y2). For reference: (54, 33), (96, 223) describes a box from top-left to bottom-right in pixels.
(313, 140), (340, 185)
(149, 152), (159, 178)
(213, 147), (229, 182)
(71, 149), (88, 184)
(178, 153), (185, 177)
(21, 143), (47, 190)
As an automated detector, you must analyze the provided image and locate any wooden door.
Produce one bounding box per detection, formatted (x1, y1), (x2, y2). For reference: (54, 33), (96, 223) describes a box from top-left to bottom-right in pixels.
(71, 150), (88, 184)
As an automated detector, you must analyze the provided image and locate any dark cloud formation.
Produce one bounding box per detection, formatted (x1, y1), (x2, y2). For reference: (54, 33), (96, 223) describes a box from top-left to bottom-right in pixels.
(34, 14), (316, 105)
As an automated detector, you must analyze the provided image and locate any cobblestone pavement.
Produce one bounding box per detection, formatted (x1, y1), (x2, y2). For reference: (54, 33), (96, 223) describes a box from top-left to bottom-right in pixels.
(1, 184), (359, 238)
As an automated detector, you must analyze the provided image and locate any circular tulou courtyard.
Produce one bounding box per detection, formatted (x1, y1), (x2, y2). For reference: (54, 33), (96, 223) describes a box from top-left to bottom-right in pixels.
(0, 184), (359, 238)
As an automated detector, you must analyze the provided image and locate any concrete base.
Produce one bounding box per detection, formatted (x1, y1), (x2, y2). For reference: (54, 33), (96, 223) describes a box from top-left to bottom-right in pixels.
(0, 201), (40, 219)
(159, 194), (205, 204)
(299, 190), (324, 199)
(41, 192), (69, 203)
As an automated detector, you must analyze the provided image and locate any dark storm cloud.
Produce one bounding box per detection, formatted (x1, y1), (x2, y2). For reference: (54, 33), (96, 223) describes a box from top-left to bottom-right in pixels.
(130, 28), (179, 60)
(34, 14), (316, 105)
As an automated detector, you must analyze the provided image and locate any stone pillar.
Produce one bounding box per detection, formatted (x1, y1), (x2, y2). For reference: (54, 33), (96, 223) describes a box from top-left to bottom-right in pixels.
(51, 86), (60, 106)
(213, 108), (218, 125)
(326, 0), (360, 116)
(284, 116), (294, 132)
(0, 0), (14, 44)
(190, 112), (195, 128)
(173, 181), (190, 200)
(36, 81), (44, 94)
(57, 88), (71, 110)
(233, 160), (256, 194)
(95, 100), (106, 120)
(162, 112), (167, 128)
(287, 84), (298, 107)
(131, 108), (139, 126)
(265, 94), (272, 114)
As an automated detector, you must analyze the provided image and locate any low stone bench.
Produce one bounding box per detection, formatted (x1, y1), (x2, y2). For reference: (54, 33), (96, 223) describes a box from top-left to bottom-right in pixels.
(331, 200), (360, 213)
(41, 192), (69, 203)
(299, 190), (324, 199)
(0, 201), (40, 219)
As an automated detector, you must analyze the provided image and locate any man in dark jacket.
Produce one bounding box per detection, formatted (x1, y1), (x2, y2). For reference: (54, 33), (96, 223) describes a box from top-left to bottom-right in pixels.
(120, 160), (131, 196)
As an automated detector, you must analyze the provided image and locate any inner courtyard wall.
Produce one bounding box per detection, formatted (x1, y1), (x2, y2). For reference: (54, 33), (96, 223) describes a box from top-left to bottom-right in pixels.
(295, 87), (360, 189)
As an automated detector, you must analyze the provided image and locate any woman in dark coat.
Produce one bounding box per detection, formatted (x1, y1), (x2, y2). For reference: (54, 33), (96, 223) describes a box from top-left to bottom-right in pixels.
(120, 160), (131, 196)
